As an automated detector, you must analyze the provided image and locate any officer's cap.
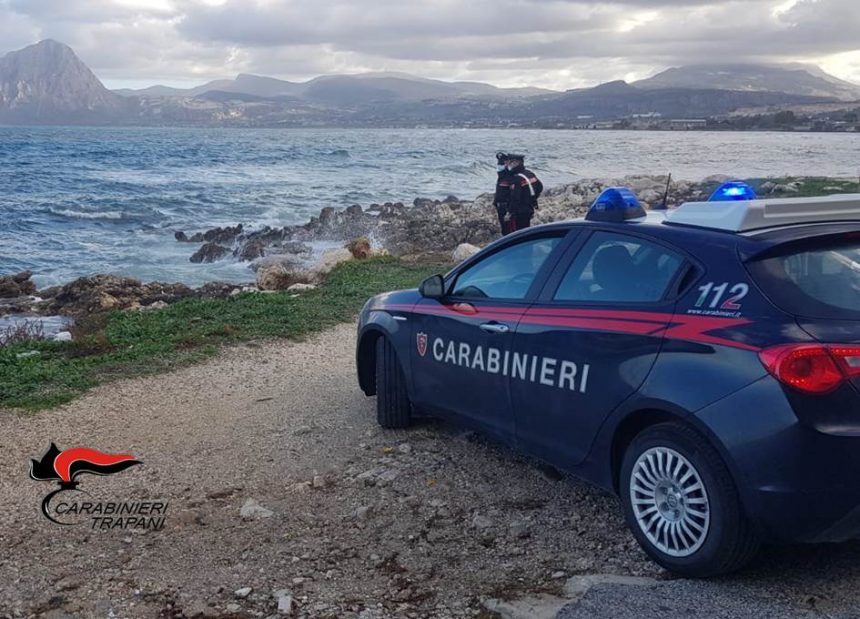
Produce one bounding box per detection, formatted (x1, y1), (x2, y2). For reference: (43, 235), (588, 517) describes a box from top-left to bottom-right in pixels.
(506, 153), (525, 161)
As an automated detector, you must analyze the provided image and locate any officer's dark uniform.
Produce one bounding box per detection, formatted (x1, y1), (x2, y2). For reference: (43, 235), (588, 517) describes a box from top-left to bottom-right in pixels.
(505, 155), (543, 233)
(493, 152), (513, 235)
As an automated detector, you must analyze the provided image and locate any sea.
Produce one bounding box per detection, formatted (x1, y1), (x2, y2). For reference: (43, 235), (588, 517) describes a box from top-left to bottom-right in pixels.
(1, 126), (858, 288)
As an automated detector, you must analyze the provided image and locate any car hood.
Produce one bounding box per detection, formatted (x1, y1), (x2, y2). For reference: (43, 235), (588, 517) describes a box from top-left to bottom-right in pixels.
(364, 288), (421, 312)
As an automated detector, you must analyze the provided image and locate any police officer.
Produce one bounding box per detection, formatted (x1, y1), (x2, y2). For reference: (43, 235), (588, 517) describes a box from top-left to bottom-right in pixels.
(505, 154), (543, 232)
(493, 152), (513, 235)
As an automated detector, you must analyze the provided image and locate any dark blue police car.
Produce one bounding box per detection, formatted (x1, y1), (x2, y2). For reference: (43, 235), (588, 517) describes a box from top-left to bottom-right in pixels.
(355, 181), (860, 577)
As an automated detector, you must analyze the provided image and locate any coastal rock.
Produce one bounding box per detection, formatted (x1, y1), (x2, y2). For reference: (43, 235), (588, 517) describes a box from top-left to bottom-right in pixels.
(0, 271), (37, 298)
(452, 243), (480, 263)
(318, 207), (337, 228)
(306, 248), (353, 283)
(234, 240), (266, 262)
(345, 204), (363, 217)
(250, 254), (306, 273)
(175, 230), (204, 242)
(190, 242), (231, 264)
(202, 224), (244, 244)
(48, 275), (195, 316)
(345, 238), (372, 260)
(278, 241), (313, 255)
(196, 282), (247, 298)
(256, 264), (308, 291)
(176, 224), (244, 247)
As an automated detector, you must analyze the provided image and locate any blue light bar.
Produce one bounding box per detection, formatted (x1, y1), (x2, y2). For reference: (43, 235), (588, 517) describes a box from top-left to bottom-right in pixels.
(586, 187), (646, 222)
(709, 181), (757, 202)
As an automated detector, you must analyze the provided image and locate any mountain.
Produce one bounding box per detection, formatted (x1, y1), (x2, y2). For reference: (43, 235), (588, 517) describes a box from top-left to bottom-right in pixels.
(116, 71), (555, 102)
(349, 80), (835, 126)
(634, 63), (860, 101)
(0, 40), (852, 127)
(520, 81), (834, 120)
(0, 39), (133, 124)
(115, 74), (303, 99)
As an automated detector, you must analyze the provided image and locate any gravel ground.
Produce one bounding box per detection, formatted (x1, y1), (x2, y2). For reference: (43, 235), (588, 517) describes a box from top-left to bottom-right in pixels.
(1, 323), (860, 619)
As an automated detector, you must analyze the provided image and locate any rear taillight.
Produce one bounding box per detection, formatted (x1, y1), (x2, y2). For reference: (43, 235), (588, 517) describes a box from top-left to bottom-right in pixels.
(759, 344), (860, 394)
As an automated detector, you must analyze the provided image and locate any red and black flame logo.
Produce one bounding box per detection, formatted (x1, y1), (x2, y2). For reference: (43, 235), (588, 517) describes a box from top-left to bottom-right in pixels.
(30, 443), (142, 524)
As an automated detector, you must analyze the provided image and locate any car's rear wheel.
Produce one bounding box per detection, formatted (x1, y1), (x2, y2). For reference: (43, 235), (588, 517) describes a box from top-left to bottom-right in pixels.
(620, 422), (760, 577)
(375, 336), (412, 429)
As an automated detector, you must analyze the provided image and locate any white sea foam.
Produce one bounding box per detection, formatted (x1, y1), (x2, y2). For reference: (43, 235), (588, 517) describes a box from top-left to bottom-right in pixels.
(49, 208), (126, 220)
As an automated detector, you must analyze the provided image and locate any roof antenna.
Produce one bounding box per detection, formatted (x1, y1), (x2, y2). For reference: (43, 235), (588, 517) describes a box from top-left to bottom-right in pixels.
(653, 173), (672, 210)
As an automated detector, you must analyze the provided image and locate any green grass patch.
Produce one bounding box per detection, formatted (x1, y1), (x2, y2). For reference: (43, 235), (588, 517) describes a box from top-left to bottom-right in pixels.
(0, 257), (445, 412)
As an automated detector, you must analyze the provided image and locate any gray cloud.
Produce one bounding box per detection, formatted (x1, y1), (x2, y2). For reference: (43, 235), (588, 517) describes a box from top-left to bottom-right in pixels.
(1, 0), (858, 89)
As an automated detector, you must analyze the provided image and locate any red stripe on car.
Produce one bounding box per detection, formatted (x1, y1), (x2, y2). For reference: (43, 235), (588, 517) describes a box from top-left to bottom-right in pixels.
(380, 304), (757, 351)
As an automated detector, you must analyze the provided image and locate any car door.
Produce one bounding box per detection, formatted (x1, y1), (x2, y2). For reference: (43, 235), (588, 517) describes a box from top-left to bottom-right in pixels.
(410, 231), (571, 440)
(511, 229), (690, 468)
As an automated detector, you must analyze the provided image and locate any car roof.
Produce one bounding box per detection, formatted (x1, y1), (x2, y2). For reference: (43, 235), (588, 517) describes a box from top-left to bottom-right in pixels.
(524, 212), (860, 264)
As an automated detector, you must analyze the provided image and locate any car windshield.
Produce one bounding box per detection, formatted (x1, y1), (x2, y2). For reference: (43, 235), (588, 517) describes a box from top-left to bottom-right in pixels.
(747, 236), (860, 320)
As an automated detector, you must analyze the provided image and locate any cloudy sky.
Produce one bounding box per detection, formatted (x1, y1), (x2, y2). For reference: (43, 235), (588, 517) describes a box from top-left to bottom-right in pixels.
(1, 0), (858, 90)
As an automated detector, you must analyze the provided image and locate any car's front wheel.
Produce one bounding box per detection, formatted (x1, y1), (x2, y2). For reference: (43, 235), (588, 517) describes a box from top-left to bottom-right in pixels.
(375, 336), (412, 429)
(620, 422), (760, 577)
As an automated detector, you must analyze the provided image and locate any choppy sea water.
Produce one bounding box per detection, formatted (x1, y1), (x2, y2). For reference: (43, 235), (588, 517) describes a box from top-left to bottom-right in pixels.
(1, 127), (858, 287)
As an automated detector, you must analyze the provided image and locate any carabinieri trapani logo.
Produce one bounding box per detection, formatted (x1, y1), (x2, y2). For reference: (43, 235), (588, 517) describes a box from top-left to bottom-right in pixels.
(29, 443), (167, 530)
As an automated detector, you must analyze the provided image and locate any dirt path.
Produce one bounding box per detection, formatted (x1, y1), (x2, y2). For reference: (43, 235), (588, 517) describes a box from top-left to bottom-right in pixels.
(2, 324), (860, 619)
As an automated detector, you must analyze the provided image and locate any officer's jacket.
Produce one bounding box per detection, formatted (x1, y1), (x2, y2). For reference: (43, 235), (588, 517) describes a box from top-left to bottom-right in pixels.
(494, 171), (513, 210)
(508, 166), (543, 215)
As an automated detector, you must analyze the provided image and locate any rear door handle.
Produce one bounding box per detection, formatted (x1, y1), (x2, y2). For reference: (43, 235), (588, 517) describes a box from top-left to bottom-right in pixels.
(480, 321), (510, 334)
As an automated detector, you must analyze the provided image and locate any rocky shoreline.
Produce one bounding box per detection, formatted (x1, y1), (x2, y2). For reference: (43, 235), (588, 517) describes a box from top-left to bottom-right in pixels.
(0, 175), (832, 322)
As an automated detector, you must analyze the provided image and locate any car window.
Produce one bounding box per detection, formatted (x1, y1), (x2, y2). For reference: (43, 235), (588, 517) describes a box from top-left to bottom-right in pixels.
(452, 236), (562, 300)
(554, 231), (684, 303)
(747, 237), (860, 320)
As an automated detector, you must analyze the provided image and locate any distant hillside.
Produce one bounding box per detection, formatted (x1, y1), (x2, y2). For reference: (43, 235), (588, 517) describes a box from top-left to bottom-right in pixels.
(116, 71), (555, 102)
(522, 80), (835, 119)
(635, 63), (860, 101)
(0, 39), (134, 124)
(346, 80), (836, 126)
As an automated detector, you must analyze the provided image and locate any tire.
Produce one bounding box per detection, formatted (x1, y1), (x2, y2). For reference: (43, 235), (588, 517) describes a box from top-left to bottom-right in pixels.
(620, 422), (760, 577)
(375, 336), (412, 429)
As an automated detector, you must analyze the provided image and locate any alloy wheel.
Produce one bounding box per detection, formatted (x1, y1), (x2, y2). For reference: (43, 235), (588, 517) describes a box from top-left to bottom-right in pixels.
(629, 446), (711, 557)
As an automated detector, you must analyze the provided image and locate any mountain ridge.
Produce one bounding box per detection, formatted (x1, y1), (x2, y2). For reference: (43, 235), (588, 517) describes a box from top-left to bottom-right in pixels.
(1, 40), (857, 126)
(634, 63), (860, 101)
(115, 71), (555, 101)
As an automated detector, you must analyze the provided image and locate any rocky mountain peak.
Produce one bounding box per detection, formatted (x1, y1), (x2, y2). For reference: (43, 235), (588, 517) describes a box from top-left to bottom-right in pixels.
(0, 38), (130, 122)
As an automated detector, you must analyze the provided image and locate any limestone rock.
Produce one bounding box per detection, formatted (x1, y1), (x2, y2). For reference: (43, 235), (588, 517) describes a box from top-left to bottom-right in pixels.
(47, 275), (194, 316)
(346, 238), (372, 260)
(306, 248), (353, 283)
(256, 264), (308, 291)
(452, 243), (480, 263)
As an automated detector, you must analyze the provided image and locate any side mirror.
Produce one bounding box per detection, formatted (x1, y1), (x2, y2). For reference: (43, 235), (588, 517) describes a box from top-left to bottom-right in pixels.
(419, 274), (445, 299)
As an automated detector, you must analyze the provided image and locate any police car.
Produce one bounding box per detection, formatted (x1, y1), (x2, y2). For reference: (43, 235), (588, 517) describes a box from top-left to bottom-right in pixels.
(355, 181), (860, 577)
